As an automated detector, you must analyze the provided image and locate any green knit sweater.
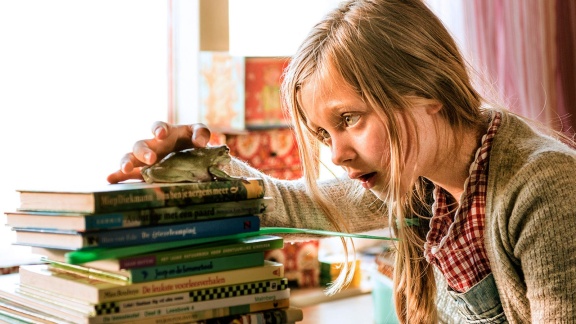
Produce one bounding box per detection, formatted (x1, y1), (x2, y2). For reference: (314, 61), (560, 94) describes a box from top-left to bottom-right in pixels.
(226, 109), (576, 323)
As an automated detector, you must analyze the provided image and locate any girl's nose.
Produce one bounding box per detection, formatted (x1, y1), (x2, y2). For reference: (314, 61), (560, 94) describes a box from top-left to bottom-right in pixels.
(330, 135), (355, 166)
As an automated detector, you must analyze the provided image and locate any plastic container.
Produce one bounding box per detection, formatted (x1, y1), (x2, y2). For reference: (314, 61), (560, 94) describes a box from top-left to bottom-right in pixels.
(371, 271), (399, 324)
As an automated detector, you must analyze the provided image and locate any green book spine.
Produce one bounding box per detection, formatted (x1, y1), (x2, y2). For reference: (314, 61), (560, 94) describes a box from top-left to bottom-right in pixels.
(33, 235), (283, 272)
(49, 252), (266, 284)
(127, 252), (265, 283)
(18, 177), (265, 213)
(94, 178), (266, 213)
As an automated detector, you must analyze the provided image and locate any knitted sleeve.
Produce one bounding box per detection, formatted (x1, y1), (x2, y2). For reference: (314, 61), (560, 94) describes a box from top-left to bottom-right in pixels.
(224, 158), (388, 234)
(490, 150), (576, 322)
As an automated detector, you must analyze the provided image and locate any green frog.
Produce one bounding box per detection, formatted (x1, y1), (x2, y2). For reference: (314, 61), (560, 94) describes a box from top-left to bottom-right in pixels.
(141, 145), (242, 183)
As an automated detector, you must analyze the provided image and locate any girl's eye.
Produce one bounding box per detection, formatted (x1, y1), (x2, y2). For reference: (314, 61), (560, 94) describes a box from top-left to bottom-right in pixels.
(343, 114), (360, 127)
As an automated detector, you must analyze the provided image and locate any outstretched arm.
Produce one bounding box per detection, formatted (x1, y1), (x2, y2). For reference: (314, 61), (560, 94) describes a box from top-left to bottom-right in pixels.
(108, 121), (388, 233)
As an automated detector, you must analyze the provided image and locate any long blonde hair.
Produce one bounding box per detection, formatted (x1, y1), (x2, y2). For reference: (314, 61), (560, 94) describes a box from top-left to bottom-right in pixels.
(281, 0), (486, 322)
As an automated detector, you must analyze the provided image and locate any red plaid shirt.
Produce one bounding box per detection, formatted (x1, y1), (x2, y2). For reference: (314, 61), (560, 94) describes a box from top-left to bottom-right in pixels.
(424, 112), (501, 293)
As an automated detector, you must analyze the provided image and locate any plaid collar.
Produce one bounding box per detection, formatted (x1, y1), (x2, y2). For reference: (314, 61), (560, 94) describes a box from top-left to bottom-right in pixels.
(424, 111), (502, 292)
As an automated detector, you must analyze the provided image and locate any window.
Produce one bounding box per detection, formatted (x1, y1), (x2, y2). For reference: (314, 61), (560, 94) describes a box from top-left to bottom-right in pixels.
(0, 1), (168, 251)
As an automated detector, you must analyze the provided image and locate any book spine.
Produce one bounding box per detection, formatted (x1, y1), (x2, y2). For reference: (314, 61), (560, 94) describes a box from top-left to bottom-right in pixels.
(127, 252), (264, 283)
(84, 198), (272, 230)
(119, 235), (283, 270)
(90, 292), (290, 324)
(197, 307), (303, 324)
(17, 277), (288, 315)
(107, 277), (288, 314)
(83, 216), (260, 248)
(18, 262), (284, 303)
(94, 178), (265, 213)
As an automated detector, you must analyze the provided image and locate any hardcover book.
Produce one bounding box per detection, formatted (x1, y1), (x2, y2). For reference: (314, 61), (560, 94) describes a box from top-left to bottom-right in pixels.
(0, 297), (291, 324)
(108, 298), (290, 324)
(17, 178), (265, 213)
(32, 235), (283, 272)
(0, 273), (291, 324)
(18, 261), (284, 303)
(6, 197), (273, 231)
(47, 251), (266, 284)
(15, 277), (289, 316)
(197, 306), (303, 324)
(13, 215), (260, 249)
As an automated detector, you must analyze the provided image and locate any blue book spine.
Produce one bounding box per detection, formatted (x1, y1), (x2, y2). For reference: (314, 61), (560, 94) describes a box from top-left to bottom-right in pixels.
(85, 213), (125, 229)
(129, 251), (265, 283)
(82, 216), (260, 248)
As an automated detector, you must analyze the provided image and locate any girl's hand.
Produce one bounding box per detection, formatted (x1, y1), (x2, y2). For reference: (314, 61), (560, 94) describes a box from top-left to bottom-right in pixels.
(107, 122), (211, 184)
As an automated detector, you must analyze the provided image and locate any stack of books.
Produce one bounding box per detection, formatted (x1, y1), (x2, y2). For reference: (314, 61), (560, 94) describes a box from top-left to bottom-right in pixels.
(1, 178), (304, 324)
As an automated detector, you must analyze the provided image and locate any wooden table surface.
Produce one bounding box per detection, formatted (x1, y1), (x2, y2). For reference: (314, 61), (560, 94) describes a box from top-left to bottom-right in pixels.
(298, 292), (375, 323)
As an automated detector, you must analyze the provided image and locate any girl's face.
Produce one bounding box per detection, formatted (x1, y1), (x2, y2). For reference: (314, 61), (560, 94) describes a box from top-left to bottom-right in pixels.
(299, 68), (437, 200)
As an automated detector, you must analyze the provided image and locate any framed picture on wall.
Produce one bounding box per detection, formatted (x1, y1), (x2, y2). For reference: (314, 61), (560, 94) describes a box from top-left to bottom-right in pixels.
(244, 57), (291, 129)
(198, 51), (246, 132)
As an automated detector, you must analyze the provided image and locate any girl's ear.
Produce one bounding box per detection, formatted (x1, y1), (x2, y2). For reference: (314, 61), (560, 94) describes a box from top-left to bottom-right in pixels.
(425, 101), (443, 115)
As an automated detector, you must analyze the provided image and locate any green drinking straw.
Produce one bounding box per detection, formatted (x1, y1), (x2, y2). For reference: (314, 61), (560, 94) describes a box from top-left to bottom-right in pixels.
(65, 227), (396, 264)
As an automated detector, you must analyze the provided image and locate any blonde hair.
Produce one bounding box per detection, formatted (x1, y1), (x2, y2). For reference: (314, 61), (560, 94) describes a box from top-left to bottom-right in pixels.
(281, 0), (488, 322)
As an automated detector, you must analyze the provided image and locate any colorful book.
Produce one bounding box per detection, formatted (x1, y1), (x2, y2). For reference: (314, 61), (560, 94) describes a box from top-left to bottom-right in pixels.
(12, 215), (260, 249)
(119, 299), (291, 324)
(16, 277), (289, 316)
(0, 297), (291, 324)
(47, 251), (265, 284)
(0, 298), (65, 324)
(89, 290), (290, 324)
(195, 306), (303, 324)
(32, 235), (283, 272)
(1, 276), (291, 324)
(1, 278), (87, 323)
(17, 178), (265, 213)
(18, 261), (284, 303)
(5, 197), (273, 231)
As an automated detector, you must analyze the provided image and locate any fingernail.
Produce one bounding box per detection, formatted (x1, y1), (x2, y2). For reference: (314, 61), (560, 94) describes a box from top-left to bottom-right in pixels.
(144, 152), (152, 163)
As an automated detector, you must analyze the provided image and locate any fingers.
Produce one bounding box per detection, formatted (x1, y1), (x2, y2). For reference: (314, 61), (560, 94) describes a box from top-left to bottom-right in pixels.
(107, 169), (144, 184)
(109, 122), (213, 184)
(151, 121), (170, 140)
(132, 140), (158, 166)
(191, 123), (211, 148)
(107, 151), (152, 184)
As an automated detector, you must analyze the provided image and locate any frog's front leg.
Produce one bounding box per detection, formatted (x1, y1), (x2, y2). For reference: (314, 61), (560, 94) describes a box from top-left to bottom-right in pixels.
(208, 166), (249, 183)
(141, 166), (180, 183)
(142, 166), (204, 183)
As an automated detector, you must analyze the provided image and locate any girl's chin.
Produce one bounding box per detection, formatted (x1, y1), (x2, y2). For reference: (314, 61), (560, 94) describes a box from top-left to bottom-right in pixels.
(369, 188), (389, 202)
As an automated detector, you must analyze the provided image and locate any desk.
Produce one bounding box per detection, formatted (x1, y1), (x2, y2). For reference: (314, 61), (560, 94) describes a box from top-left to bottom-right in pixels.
(291, 270), (397, 323)
(299, 292), (374, 323)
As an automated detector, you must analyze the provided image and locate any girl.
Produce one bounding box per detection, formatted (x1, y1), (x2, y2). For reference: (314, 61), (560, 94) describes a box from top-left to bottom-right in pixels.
(108, 0), (576, 322)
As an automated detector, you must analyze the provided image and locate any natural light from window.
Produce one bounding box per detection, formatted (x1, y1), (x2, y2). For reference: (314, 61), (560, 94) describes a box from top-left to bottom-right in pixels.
(0, 0), (466, 264)
(0, 1), (168, 256)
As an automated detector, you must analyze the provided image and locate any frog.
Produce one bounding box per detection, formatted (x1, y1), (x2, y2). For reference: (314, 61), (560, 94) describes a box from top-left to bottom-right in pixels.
(141, 145), (243, 183)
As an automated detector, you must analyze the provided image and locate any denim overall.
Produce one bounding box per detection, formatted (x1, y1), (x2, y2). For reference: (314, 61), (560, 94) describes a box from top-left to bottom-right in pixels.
(447, 273), (508, 323)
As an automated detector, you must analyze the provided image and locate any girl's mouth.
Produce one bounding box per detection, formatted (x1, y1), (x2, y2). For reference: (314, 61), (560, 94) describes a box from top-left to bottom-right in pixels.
(359, 172), (377, 189)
